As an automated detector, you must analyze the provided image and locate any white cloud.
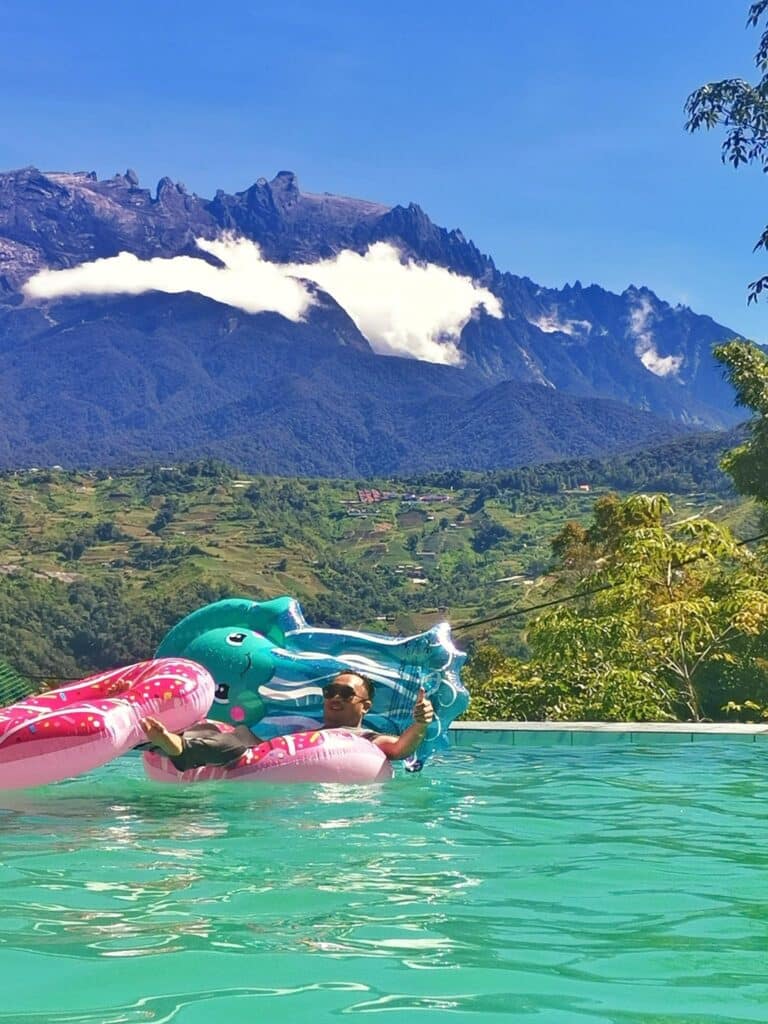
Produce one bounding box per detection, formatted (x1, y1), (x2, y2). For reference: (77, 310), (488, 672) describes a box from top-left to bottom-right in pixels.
(628, 297), (683, 378)
(288, 241), (502, 365)
(23, 237), (503, 367)
(530, 313), (592, 337)
(23, 237), (311, 321)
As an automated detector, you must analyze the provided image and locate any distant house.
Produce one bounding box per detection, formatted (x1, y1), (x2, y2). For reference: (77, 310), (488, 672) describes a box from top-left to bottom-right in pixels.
(357, 489), (383, 504)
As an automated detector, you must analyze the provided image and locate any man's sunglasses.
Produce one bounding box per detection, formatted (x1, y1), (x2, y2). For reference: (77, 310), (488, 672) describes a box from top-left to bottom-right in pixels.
(322, 683), (365, 702)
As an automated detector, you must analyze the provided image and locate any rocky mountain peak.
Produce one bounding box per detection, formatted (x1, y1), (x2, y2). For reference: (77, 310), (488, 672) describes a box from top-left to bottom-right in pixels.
(269, 170), (301, 208)
(0, 163), (747, 436)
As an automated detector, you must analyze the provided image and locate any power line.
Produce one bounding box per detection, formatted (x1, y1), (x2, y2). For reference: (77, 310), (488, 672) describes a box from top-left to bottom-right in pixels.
(453, 583), (613, 632)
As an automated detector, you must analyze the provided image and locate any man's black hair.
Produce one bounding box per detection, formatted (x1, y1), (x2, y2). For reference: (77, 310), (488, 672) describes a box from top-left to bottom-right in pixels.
(336, 671), (375, 700)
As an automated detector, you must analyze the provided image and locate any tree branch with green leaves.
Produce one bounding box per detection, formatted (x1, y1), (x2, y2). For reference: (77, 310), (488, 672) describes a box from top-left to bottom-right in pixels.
(685, 1), (768, 302)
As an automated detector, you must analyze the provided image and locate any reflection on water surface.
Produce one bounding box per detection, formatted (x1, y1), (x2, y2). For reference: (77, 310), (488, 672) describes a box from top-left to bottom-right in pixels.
(2, 744), (768, 1023)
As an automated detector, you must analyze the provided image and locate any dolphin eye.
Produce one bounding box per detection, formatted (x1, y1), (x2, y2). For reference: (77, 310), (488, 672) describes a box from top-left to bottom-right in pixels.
(213, 682), (230, 704)
(226, 632), (247, 646)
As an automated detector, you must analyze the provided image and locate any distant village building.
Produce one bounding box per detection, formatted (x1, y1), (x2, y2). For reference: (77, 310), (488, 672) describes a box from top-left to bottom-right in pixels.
(357, 489), (383, 503)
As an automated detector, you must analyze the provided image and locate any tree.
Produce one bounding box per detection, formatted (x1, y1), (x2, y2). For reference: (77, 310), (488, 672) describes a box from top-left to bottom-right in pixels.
(463, 643), (562, 721)
(464, 495), (768, 721)
(537, 499), (768, 720)
(685, 1), (768, 302)
(549, 493), (663, 571)
(471, 516), (511, 554)
(713, 340), (768, 502)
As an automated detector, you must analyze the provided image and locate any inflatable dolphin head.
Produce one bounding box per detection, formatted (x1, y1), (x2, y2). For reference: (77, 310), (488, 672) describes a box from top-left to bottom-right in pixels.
(156, 596), (469, 767)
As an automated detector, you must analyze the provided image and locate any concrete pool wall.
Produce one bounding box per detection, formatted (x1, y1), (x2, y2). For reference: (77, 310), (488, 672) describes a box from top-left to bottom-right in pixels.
(449, 721), (768, 744)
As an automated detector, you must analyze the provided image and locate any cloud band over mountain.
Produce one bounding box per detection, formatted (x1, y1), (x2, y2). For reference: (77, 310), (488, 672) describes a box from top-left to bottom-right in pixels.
(23, 238), (503, 366)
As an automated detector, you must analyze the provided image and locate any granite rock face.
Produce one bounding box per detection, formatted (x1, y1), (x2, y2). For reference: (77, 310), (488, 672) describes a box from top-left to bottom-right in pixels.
(0, 168), (217, 289)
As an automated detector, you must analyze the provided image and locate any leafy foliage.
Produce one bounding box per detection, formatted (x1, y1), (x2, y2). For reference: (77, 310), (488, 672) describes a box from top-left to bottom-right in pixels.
(685, 1), (768, 302)
(0, 439), (757, 716)
(465, 495), (768, 721)
(413, 428), (740, 498)
(0, 660), (33, 705)
(714, 341), (768, 502)
(0, 575), (232, 681)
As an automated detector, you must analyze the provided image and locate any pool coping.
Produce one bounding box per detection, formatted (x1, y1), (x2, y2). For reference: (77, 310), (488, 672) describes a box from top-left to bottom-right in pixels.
(450, 721), (768, 734)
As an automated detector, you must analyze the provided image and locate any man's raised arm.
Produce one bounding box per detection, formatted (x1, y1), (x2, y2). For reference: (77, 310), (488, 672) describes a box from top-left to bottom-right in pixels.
(372, 687), (435, 760)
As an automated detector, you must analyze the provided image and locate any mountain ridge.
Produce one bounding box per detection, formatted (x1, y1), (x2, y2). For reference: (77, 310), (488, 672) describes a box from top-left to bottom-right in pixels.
(0, 165), (749, 474)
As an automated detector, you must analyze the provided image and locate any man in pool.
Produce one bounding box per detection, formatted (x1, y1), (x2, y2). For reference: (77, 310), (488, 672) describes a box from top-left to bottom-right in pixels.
(141, 671), (434, 771)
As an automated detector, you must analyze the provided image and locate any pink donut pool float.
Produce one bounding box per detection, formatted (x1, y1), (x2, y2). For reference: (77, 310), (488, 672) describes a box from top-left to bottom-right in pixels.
(0, 658), (214, 790)
(144, 728), (394, 785)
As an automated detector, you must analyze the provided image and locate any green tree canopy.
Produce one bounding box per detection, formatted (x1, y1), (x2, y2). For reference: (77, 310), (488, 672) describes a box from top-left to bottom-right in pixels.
(714, 340), (768, 502)
(466, 495), (768, 721)
(685, 1), (768, 301)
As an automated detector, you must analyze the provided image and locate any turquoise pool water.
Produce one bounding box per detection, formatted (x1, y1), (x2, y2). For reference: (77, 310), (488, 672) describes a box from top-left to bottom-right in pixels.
(2, 738), (768, 1023)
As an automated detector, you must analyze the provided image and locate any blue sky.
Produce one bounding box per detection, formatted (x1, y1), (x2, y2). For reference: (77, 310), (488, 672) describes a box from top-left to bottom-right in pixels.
(4, 0), (766, 339)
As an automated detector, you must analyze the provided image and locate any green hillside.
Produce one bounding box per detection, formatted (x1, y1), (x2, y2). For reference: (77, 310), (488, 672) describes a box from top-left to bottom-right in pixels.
(0, 438), (751, 685)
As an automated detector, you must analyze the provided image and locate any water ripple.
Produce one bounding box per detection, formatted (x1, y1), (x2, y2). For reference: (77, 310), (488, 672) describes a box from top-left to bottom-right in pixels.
(3, 745), (768, 1021)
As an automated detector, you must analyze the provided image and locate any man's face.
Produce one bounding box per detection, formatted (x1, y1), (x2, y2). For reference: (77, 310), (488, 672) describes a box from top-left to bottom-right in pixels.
(322, 673), (372, 728)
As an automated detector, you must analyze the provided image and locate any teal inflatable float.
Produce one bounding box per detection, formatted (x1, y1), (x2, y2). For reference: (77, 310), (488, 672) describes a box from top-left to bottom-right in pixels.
(156, 596), (468, 769)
